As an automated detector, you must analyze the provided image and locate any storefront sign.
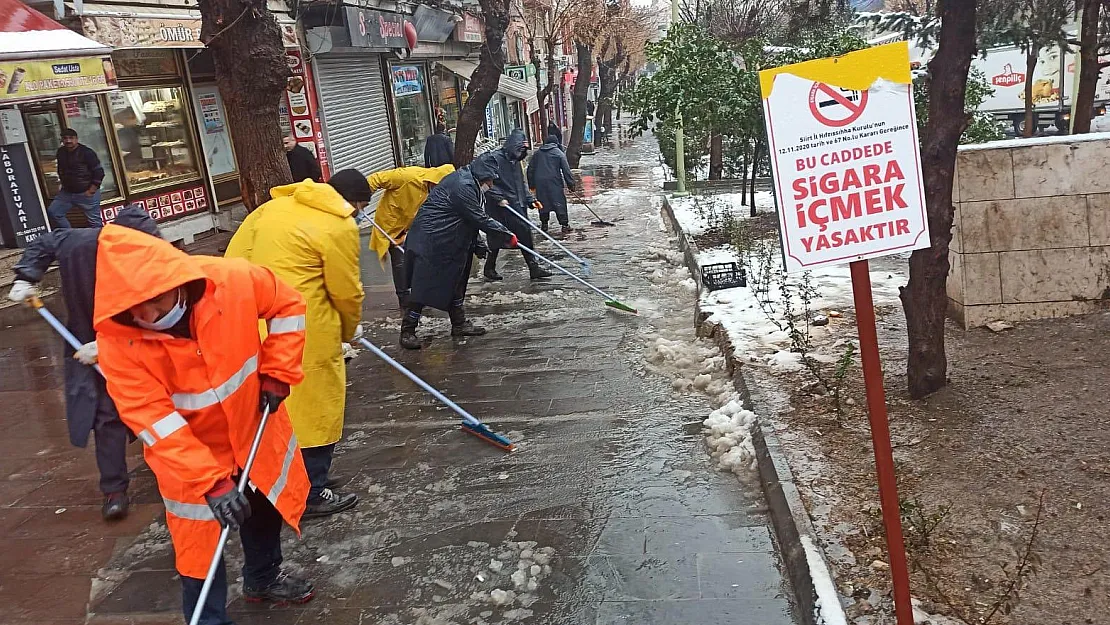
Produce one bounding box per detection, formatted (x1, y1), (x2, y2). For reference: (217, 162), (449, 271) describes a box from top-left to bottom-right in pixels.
(506, 66), (528, 82)
(413, 5), (455, 43)
(455, 13), (483, 44)
(391, 65), (423, 97)
(280, 23), (299, 48)
(0, 144), (48, 246)
(281, 48), (330, 180)
(484, 102), (494, 137)
(346, 7), (410, 49)
(81, 15), (203, 48)
(101, 182), (208, 224)
(760, 41), (928, 273)
(0, 56), (116, 104)
(112, 49), (178, 78)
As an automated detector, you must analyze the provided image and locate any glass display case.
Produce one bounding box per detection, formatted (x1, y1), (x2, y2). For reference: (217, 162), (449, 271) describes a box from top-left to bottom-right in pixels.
(108, 87), (199, 190)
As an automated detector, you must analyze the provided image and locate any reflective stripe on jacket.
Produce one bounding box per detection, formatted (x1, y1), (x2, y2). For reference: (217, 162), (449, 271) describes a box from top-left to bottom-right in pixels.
(92, 225), (310, 579)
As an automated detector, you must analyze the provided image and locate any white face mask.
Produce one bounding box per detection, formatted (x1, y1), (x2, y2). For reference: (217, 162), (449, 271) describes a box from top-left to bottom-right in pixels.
(135, 289), (186, 331)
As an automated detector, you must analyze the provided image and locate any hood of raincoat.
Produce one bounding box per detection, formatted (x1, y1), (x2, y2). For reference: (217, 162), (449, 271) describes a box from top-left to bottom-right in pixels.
(423, 164), (455, 185)
(268, 179), (356, 219)
(540, 136), (562, 151)
(503, 129), (529, 161)
(470, 153), (501, 183)
(93, 225), (206, 330)
(113, 204), (162, 238)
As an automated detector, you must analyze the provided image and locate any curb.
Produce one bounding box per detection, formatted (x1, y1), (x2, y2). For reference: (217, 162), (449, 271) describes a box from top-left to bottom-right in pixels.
(662, 195), (847, 625)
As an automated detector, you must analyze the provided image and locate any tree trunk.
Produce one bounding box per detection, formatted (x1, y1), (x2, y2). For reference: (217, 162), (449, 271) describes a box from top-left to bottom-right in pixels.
(529, 38), (548, 129)
(709, 133), (723, 180)
(1023, 48), (1037, 138)
(567, 42), (593, 168)
(1073, 0), (1102, 134)
(740, 144), (748, 205)
(453, 0), (511, 165)
(749, 135), (762, 211)
(595, 43), (622, 147)
(900, 0), (976, 399)
(197, 0), (290, 211)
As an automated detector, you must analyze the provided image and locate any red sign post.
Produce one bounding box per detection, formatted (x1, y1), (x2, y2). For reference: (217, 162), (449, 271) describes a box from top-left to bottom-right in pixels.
(760, 43), (927, 625)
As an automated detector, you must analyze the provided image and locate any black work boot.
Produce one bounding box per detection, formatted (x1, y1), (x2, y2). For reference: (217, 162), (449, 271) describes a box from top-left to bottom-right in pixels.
(483, 250), (503, 281)
(561, 225), (572, 235)
(452, 321), (487, 337)
(244, 570), (316, 605)
(399, 310), (421, 350)
(303, 488), (359, 518)
(102, 492), (129, 522)
(527, 257), (553, 280)
(541, 220), (550, 233)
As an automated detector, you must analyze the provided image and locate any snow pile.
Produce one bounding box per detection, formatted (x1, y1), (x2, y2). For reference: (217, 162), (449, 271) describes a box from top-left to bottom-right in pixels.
(471, 541), (555, 615)
(669, 191), (777, 236)
(703, 397), (758, 473)
(644, 335), (733, 405)
(802, 535), (850, 625)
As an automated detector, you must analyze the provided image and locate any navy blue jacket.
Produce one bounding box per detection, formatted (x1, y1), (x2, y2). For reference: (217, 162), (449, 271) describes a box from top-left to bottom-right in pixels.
(424, 131), (455, 168)
(56, 144), (104, 194)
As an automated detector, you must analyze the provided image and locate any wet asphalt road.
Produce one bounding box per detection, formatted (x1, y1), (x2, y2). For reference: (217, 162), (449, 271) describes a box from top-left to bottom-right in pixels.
(1, 137), (798, 624)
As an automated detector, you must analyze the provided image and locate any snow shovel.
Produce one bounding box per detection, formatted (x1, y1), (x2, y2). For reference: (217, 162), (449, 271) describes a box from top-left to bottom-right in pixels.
(190, 403), (273, 625)
(356, 336), (515, 451)
(28, 297), (104, 376)
(503, 205), (591, 276)
(569, 191), (615, 227)
(516, 243), (637, 314)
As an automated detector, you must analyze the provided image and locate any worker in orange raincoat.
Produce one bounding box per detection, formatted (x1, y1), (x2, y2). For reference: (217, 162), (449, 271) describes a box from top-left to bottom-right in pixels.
(367, 164), (455, 309)
(93, 225), (313, 625)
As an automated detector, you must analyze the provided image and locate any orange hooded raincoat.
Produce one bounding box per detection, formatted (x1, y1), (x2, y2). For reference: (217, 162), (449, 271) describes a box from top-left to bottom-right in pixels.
(93, 225), (311, 579)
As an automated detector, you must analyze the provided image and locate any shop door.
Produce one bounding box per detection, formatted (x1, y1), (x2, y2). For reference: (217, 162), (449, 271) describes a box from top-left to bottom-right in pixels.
(22, 106), (64, 200)
(313, 54), (396, 178)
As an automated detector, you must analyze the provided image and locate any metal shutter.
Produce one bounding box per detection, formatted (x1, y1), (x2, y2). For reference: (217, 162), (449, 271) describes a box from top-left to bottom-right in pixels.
(314, 54), (397, 176)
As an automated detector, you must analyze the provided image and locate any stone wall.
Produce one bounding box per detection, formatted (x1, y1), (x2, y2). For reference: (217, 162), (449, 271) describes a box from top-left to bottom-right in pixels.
(949, 134), (1110, 328)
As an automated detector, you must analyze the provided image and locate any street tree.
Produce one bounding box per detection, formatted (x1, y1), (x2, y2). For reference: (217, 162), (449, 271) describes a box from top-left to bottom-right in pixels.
(1071, 0), (1110, 133)
(594, 5), (653, 145)
(197, 0), (291, 210)
(520, 0), (589, 129)
(454, 0), (513, 165)
(565, 0), (606, 167)
(900, 0), (978, 399)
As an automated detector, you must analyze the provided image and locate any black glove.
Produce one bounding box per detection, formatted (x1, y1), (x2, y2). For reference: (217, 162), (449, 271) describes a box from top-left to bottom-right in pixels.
(259, 375), (290, 414)
(473, 238), (489, 259)
(205, 479), (251, 530)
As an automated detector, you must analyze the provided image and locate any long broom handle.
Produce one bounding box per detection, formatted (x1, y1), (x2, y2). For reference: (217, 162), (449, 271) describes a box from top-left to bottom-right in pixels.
(189, 403), (273, 625)
(29, 297), (104, 377)
(356, 336), (481, 427)
(517, 243), (619, 302)
(503, 205), (589, 268)
(569, 191), (609, 223)
(370, 220), (405, 254)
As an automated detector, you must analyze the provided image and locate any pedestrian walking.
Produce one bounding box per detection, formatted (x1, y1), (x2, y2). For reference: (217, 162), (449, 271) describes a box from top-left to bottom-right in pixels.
(546, 121), (563, 147)
(225, 170), (368, 519)
(47, 128), (104, 229)
(481, 129), (553, 281)
(93, 225), (313, 624)
(283, 135), (322, 183)
(424, 123), (455, 168)
(399, 155), (517, 350)
(7, 205), (159, 521)
(367, 164), (455, 309)
(527, 135), (576, 235)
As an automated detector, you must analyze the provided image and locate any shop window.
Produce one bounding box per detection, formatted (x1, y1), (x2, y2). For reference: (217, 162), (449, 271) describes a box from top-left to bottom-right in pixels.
(108, 87), (200, 191)
(62, 95), (120, 199)
(432, 68), (460, 134)
(22, 97), (119, 201)
(390, 64), (433, 167)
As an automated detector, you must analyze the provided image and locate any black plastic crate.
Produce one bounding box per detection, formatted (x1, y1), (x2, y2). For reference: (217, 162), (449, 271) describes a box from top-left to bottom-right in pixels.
(701, 262), (747, 291)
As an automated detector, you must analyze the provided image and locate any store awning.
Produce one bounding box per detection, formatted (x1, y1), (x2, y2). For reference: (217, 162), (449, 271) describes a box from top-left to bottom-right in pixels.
(68, 3), (204, 49)
(438, 59), (540, 112)
(0, 0), (111, 59)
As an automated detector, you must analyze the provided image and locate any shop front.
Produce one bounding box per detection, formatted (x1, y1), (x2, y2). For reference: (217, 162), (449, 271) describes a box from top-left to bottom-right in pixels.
(303, 5), (402, 179)
(0, 0), (117, 247)
(388, 63), (434, 166)
(435, 60), (536, 143)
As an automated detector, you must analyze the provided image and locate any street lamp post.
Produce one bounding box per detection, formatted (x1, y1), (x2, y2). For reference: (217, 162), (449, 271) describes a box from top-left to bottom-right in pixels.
(670, 0), (687, 195)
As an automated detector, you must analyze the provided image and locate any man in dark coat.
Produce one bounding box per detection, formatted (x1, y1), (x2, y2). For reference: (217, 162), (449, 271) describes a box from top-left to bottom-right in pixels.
(424, 123), (455, 168)
(546, 121), (562, 147)
(8, 205), (161, 521)
(400, 154), (516, 350)
(48, 128), (105, 229)
(528, 135), (576, 235)
(284, 135), (323, 183)
(482, 129), (553, 281)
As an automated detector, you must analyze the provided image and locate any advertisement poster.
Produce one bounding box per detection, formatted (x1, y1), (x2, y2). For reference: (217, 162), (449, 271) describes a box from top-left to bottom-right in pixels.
(760, 42), (929, 273)
(282, 49), (329, 179)
(81, 16), (203, 48)
(391, 65), (423, 97)
(191, 88), (236, 178)
(199, 94), (225, 134)
(0, 56), (116, 104)
(972, 46), (1069, 112)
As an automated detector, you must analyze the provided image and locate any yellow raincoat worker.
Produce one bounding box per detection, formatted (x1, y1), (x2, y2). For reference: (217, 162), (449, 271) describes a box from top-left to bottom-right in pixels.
(225, 170), (368, 518)
(367, 164), (455, 308)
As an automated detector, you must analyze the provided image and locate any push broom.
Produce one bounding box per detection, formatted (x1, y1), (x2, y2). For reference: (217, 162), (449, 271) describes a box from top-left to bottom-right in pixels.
(569, 191), (615, 227)
(503, 205), (591, 276)
(516, 243), (637, 314)
(26, 299), (273, 625)
(356, 336), (515, 451)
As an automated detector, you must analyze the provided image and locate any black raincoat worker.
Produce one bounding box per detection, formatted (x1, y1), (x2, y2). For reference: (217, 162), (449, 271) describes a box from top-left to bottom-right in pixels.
(527, 134), (576, 235)
(482, 129), (553, 281)
(7, 205), (160, 521)
(424, 123), (455, 168)
(399, 155), (516, 350)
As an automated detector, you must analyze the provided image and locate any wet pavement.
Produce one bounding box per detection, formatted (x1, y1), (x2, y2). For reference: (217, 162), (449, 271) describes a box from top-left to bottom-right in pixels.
(0, 136), (797, 625)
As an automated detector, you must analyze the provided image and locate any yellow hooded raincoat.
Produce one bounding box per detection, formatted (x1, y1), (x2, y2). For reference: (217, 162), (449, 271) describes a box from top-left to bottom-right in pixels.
(225, 180), (364, 448)
(368, 164), (455, 261)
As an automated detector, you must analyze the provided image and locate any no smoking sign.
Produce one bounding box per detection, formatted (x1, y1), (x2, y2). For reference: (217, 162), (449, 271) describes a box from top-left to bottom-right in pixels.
(808, 83), (868, 127)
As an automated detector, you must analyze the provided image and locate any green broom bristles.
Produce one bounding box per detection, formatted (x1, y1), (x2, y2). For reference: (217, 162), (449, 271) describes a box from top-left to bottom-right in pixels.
(605, 300), (638, 314)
